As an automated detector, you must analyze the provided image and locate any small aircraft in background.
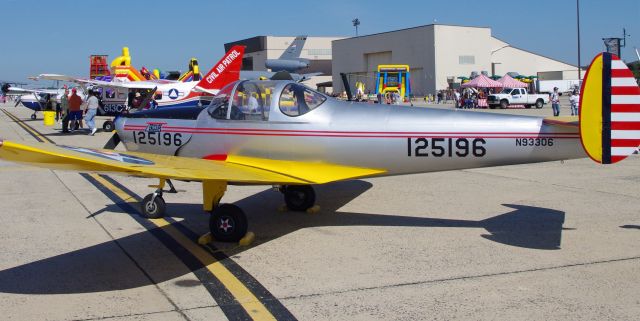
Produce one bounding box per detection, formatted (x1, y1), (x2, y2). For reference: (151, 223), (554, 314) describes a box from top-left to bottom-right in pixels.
(38, 45), (245, 112)
(0, 53), (638, 244)
(265, 35), (310, 72)
(33, 46), (244, 131)
(240, 36), (322, 82)
(1, 83), (86, 120)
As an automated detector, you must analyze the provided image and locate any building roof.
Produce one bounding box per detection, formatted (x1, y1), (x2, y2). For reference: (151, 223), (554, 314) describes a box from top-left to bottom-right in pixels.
(333, 23), (491, 42)
(490, 36), (578, 68)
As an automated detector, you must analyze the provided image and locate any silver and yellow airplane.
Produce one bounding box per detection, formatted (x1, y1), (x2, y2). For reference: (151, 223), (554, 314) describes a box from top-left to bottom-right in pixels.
(0, 53), (638, 242)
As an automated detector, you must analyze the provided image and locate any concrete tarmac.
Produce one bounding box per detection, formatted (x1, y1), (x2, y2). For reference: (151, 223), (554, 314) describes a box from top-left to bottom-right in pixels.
(0, 102), (638, 321)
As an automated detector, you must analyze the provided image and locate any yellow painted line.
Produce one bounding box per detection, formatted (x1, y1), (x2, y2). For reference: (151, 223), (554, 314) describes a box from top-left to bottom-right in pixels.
(4, 111), (278, 320)
(89, 174), (276, 321)
(2, 110), (51, 144)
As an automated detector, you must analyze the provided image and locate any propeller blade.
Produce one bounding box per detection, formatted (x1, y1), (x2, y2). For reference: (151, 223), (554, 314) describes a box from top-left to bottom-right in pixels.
(103, 132), (121, 150)
(14, 98), (21, 108)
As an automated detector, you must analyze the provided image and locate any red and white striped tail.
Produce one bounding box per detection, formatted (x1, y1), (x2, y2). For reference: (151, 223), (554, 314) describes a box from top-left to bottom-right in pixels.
(609, 55), (640, 163)
(580, 53), (640, 164)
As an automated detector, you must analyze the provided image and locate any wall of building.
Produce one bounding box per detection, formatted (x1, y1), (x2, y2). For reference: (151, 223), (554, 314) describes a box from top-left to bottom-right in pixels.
(434, 25), (492, 92)
(332, 26), (434, 96)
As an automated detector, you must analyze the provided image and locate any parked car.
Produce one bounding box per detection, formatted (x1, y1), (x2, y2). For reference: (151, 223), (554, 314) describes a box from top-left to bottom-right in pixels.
(487, 88), (549, 109)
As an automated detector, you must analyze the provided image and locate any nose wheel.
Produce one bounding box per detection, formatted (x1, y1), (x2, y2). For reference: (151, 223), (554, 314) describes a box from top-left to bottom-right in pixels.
(282, 185), (316, 211)
(141, 191), (166, 219)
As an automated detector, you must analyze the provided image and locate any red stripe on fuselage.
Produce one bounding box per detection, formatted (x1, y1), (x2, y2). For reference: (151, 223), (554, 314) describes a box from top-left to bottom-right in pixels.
(123, 126), (578, 139)
(123, 125), (578, 136)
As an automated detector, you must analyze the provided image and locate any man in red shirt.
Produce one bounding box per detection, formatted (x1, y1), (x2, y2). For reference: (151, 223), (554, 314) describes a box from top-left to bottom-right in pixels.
(62, 88), (83, 132)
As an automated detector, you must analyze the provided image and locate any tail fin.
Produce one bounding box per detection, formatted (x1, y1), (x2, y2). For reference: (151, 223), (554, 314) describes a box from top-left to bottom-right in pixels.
(194, 46), (245, 94)
(580, 52), (640, 164)
(279, 35), (307, 59)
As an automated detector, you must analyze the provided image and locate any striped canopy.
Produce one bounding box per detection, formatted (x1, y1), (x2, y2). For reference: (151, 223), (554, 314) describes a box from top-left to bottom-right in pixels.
(460, 74), (502, 88)
(497, 74), (528, 88)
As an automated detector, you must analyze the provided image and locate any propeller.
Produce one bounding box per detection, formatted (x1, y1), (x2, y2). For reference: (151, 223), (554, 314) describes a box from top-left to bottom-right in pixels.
(14, 97), (21, 107)
(1, 83), (10, 94)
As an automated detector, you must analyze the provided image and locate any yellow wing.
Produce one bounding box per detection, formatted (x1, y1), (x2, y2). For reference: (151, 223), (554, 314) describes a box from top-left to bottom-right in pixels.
(0, 140), (384, 185)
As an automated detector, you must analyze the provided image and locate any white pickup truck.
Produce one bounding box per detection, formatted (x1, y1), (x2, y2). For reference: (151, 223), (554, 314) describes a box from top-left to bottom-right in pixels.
(487, 88), (549, 109)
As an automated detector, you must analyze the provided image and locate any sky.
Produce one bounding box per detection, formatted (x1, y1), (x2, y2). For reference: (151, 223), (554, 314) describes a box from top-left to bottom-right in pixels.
(0, 0), (638, 84)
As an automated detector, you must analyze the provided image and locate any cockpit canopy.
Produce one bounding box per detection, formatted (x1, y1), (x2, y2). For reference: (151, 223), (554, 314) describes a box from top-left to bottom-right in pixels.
(206, 80), (327, 121)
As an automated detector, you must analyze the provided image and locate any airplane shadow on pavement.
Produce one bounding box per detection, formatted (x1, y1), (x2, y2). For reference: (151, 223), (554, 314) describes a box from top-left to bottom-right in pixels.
(0, 180), (569, 294)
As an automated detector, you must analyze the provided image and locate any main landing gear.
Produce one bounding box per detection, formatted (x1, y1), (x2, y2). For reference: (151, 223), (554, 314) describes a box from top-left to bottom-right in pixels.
(138, 180), (318, 243)
(281, 185), (316, 212)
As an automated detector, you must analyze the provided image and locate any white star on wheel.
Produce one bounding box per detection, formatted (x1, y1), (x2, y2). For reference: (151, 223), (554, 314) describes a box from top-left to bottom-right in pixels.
(219, 218), (233, 232)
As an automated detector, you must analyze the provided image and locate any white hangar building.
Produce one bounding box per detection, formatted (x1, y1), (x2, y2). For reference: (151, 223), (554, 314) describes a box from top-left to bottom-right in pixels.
(331, 24), (579, 96)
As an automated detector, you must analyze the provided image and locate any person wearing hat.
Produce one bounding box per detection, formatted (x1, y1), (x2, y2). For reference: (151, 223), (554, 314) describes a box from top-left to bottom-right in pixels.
(64, 88), (83, 132)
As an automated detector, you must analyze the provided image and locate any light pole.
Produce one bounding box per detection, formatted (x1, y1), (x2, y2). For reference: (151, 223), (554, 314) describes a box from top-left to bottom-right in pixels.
(577, 0), (582, 81)
(352, 18), (360, 37)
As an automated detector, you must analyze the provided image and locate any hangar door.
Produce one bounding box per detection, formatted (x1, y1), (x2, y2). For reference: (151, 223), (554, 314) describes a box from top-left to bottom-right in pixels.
(364, 51), (392, 93)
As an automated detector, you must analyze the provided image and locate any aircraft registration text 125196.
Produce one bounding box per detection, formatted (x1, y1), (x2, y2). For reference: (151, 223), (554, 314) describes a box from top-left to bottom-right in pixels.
(407, 138), (487, 158)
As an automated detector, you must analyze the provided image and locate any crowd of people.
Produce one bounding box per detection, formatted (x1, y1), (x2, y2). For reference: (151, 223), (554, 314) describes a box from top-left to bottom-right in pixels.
(40, 87), (103, 135)
(39, 87), (158, 136)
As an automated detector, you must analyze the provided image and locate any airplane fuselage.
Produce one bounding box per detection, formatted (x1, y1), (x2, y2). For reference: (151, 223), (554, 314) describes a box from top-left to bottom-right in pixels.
(115, 81), (584, 178)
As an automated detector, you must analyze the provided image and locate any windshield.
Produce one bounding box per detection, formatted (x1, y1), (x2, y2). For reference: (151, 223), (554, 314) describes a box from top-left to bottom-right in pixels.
(230, 80), (278, 121)
(279, 83), (326, 117)
(206, 82), (235, 119)
(500, 88), (514, 94)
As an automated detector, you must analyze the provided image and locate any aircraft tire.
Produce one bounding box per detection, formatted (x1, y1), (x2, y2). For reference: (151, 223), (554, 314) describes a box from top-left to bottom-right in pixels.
(103, 121), (115, 132)
(30, 114), (36, 120)
(140, 194), (166, 219)
(283, 185), (316, 211)
(209, 204), (248, 242)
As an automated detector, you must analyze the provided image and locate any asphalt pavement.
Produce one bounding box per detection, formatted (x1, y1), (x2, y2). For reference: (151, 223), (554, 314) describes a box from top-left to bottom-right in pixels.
(0, 101), (638, 321)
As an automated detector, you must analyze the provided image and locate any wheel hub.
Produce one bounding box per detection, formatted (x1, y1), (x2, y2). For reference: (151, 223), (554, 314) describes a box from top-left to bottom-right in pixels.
(146, 202), (157, 213)
(219, 217), (233, 233)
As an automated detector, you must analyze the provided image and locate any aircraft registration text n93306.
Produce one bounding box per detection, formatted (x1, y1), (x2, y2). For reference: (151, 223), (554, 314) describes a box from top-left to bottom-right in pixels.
(515, 138), (554, 147)
(407, 138), (486, 158)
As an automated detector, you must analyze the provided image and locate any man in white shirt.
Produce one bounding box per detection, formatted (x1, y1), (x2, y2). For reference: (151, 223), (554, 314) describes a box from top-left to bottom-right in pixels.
(550, 87), (561, 116)
(569, 90), (580, 116)
(84, 90), (101, 135)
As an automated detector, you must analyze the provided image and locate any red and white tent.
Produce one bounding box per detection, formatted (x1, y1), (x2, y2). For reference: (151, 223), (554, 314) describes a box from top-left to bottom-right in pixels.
(496, 74), (527, 88)
(460, 74), (502, 88)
